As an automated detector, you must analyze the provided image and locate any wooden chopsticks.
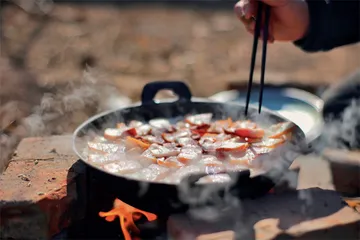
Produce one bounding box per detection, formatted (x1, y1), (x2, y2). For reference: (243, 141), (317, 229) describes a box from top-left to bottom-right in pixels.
(244, 2), (271, 115)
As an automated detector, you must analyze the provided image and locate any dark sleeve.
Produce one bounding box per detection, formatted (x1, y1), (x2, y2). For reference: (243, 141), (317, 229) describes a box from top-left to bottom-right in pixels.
(294, 0), (360, 52)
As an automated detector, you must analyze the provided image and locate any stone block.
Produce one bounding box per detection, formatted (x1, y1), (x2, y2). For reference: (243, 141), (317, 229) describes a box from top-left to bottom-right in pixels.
(0, 135), (85, 240)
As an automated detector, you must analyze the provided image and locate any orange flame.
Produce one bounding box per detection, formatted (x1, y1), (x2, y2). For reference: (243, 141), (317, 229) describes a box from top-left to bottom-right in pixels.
(99, 198), (157, 240)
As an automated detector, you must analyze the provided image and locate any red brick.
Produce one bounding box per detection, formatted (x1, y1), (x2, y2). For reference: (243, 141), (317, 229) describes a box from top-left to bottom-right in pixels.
(12, 135), (76, 161)
(0, 135), (84, 239)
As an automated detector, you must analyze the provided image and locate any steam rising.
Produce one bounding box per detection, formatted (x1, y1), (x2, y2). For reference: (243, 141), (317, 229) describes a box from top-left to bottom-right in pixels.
(171, 112), (304, 238)
(317, 100), (360, 151)
(3, 1), (358, 238)
(0, 68), (131, 172)
(22, 68), (131, 136)
(171, 98), (360, 237)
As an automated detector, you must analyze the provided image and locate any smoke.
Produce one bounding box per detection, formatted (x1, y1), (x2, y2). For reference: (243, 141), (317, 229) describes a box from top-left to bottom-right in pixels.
(171, 90), (360, 238)
(0, 67), (131, 172)
(172, 120), (304, 239)
(171, 79), (360, 239)
(22, 68), (131, 136)
(316, 100), (360, 151)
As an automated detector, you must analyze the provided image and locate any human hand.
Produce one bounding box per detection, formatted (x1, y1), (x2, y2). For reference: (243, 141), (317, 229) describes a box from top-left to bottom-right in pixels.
(234, 0), (310, 43)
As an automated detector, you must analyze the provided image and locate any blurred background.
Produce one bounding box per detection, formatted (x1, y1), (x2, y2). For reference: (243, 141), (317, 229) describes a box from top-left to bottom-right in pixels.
(0, 0), (359, 170)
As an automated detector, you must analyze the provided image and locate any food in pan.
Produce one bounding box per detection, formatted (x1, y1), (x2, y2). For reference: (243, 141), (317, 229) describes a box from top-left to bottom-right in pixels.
(85, 113), (295, 184)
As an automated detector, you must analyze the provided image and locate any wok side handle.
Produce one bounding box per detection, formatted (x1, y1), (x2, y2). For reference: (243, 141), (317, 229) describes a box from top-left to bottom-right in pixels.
(141, 81), (192, 105)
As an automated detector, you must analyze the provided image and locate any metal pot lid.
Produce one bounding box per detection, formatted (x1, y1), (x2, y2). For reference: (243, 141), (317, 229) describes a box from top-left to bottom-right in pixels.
(209, 87), (324, 143)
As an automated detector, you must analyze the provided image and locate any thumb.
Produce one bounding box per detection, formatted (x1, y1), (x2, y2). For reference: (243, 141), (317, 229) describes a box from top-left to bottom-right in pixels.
(234, 0), (255, 19)
(234, 0), (285, 19)
(234, 0), (288, 19)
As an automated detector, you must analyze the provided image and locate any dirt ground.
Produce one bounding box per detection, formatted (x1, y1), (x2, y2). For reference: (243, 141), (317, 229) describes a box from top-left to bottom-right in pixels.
(0, 2), (359, 171)
(2, 2), (360, 99)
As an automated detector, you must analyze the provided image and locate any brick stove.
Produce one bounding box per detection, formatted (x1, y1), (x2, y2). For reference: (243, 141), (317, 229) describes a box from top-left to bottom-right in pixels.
(1, 135), (360, 240)
(0, 135), (168, 240)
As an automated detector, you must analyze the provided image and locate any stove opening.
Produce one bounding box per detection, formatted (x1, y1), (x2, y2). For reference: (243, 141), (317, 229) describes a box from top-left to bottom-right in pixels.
(99, 198), (157, 240)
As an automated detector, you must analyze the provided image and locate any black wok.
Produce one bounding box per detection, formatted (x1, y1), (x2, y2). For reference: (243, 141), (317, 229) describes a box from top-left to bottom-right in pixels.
(73, 81), (306, 215)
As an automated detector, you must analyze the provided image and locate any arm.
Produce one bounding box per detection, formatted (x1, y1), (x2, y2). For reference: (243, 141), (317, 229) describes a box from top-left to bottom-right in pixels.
(294, 0), (360, 52)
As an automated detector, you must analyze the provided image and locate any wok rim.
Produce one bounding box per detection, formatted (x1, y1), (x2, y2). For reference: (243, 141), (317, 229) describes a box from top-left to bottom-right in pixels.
(72, 98), (304, 187)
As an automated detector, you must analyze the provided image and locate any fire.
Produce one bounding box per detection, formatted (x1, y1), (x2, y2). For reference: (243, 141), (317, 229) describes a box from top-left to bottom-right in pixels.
(99, 198), (157, 240)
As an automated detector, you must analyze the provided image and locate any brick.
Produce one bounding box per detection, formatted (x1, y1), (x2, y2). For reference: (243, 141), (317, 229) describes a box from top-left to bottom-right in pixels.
(0, 135), (85, 240)
(296, 155), (335, 191)
(12, 135), (76, 161)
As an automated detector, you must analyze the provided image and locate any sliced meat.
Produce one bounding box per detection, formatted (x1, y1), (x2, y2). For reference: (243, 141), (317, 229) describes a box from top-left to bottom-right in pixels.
(175, 121), (191, 130)
(204, 164), (226, 174)
(199, 155), (223, 165)
(176, 137), (198, 147)
(216, 140), (248, 152)
(177, 146), (203, 164)
(185, 113), (213, 126)
(252, 137), (286, 148)
(197, 174), (231, 184)
(138, 148), (158, 166)
(157, 156), (184, 168)
(268, 122), (295, 138)
(237, 120), (258, 129)
(191, 134), (201, 141)
(126, 164), (170, 181)
(136, 124), (152, 136)
(216, 133), (233, 141)
(104, 127), (137, 141)
(199, 137), (220, 153)
(125, 136), (151, 150)
(150, 143), (180, 158)
(227, 148), (256, 166)
(92, 136), (108, 143)
(250, 146), (273, 155)
(125, 146), (143, 157)
(200, 133), (218, 140)
(103, 161), (142, 174)
(89, 113), (294, 184)
(116, 123), (126, 129)
(233, 128), (265, 139)
(88, 141), (120, 154)
(243, 137), (263, 143)
(162, 130), (192, 142)
(103, 128), (125, 140)
(148, 163), (171, 174)
(207, 118), (233, 133)
(149, 118), (173, 132)
(224, 120), (264, 139)
(141, 135), (165, 144)
(88, 153), (123, 164)
(163, 165), (202, 183)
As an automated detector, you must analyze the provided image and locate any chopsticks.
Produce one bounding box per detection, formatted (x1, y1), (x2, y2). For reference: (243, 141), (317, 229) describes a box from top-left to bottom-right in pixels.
(244, 2), (271, 116)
